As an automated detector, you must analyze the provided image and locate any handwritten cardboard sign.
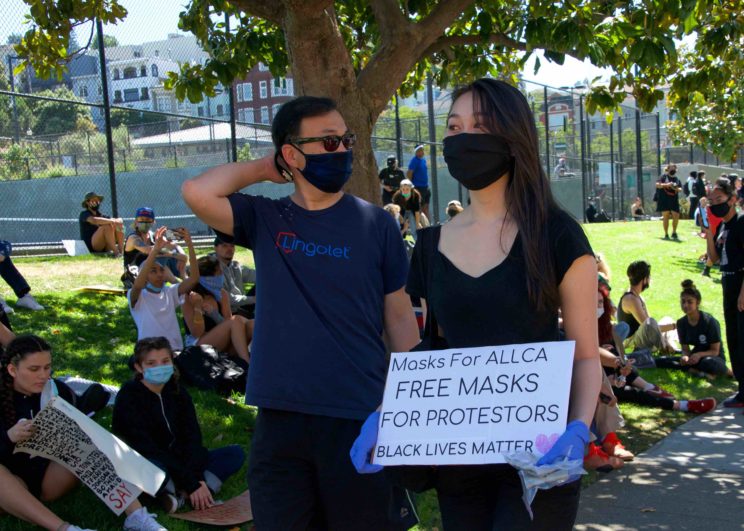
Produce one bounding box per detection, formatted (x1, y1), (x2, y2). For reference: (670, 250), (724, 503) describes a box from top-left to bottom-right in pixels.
(14, 397), (166, 515)
(373, 341), (575, 466)
(172, 490), (253, 526)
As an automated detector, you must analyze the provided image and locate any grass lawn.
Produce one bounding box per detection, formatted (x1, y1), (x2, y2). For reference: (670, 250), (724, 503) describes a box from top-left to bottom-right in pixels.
(0, 219), (736, 530)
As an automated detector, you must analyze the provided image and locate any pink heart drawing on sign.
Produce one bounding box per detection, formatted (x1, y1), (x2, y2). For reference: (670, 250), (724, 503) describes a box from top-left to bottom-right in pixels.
(535, 433), (559, 454)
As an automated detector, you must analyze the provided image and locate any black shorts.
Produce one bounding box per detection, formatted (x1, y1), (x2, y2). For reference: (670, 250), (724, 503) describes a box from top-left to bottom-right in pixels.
(248, 408), (417, 531)
(656, 193), (679, 213)
(417, 186), (431, 206)
(8, 456), (50, 498)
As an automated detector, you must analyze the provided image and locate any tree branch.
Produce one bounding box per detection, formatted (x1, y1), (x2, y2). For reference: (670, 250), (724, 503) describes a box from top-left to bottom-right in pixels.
(369, 0), (407, 46)
(415, 0), (476, 41)
(423, 32), (527, 57)
(231, 0), (285, 25)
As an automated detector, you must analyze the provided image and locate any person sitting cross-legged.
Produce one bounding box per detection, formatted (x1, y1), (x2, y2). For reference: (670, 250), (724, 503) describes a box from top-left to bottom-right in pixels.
(112, 337), (246, 514)
(655, 279), (730, 379)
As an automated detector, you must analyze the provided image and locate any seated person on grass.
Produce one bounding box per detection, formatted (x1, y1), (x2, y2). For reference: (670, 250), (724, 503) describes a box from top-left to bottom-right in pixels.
(182, 255), (253, 364)
(655, 279), (729, 379)
(617, 260), (676, 353)
(598, 282), (716, 414)
(124, 207), (187, 279)
(0, 335), (165, 531)
(212, 236), (256, 320)
(128, 227), (199, 353)
(78, 192), (124, 256)
(112, 337), (245, 515)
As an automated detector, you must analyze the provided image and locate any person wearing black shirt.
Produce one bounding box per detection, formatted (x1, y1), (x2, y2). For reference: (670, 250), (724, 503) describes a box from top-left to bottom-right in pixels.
(655, 164), (682, 239)
(78, 192), (124, 256)
(379, 155), (405, 205)
(655, 280), (728, 378)
(353, 78), (602, 530)
(392, 179), (423, 238)
(0, 335), (164, 531)
(706, 177), (744, 408)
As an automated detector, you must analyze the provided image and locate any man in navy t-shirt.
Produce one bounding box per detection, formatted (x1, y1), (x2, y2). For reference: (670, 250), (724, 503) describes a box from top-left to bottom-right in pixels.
(183, 96), (420, 530)
(407, 145), (430, 219)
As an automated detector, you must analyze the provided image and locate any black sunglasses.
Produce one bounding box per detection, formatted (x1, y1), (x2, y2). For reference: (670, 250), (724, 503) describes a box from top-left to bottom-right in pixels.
(290, 132), (356, 152)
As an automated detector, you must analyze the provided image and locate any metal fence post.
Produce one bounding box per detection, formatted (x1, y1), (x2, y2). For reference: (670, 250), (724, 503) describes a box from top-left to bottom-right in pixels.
(617, 115), (624, 217)
(579, 94), (587, 221)
(225, 14), (238, 162)
(635, 108), (643, 204)
(689, 144), (694, 164)
(543, 85), (549, 176)
(426, 73), (439, 223)
(173, 145), (178, 168)
(96, 18), (118, 217)
(395, 92), (402, 165)
(610, 120), (616, 220)
(655, 112), (661, 178)
(25, 157), (31, 180)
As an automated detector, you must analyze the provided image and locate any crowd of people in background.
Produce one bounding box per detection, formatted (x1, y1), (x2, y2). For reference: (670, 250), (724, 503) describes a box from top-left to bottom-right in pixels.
(1, 82), (742, 531)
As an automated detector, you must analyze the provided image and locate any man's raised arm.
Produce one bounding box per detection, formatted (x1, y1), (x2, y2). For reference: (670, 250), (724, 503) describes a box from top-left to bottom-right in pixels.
(182, 156), (286, 235)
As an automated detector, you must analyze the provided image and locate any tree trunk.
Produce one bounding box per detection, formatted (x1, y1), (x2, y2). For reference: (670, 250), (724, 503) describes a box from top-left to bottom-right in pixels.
(282, 3), (384, 204)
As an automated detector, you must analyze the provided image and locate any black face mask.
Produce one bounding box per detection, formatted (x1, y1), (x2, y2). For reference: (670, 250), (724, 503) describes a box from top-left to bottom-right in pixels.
(710, 201), (731, 218)
(669, 170), (677, 175)
(443, 133), (513, 190)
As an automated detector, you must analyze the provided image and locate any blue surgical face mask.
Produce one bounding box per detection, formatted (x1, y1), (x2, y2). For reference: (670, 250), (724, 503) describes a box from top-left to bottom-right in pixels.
(295, 147), (353, 193)
(146, 282), (163, 293)
(143, 364), (174, 385)
(136, 222), (153, 233)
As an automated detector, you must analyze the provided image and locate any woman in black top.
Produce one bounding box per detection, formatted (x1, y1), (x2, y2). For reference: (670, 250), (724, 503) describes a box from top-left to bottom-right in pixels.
(112, 337), (245, 514)
(78, 192), (124, 255)
(353, 79), (602, 530)
(0, 335), (163, 531)
(656, 280), (728, 377)
(706, 178), (744, 407)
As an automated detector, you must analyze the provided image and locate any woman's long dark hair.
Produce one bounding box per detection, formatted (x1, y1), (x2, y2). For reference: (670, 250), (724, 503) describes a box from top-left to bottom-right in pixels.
(450, 79), (561, 311)
(0, 335), (51, 427)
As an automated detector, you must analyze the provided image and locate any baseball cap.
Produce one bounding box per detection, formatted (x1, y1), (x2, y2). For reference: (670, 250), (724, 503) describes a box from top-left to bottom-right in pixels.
(400, 179), (413, 187)
(447, 200), (462, 208)
(414, 145), (425, 153)
(135, 207), (155, 220)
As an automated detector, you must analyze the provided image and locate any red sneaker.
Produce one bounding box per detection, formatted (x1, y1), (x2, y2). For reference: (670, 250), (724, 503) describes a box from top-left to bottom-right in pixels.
(687, 397), (717, 414)
(584, 442), (624, 472)
(601, 432), (635, 462)
(646, 385), (675, 399)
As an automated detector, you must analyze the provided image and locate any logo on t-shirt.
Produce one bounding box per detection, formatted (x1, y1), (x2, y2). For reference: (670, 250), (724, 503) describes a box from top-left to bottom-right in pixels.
(699, 334), (707, 344)
(275, 231), (351, 259)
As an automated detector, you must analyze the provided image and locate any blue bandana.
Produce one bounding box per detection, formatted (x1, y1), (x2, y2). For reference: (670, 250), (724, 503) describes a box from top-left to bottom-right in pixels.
(199, 275), (224, 302)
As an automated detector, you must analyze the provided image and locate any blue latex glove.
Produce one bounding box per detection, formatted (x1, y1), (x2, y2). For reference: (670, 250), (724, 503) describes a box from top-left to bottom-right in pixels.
(350, 411), (383, 474)
(536, 420), (590, 466)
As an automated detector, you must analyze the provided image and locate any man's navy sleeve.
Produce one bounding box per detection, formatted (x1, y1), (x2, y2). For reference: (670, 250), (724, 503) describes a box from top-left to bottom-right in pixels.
(381, 213), (409, 294)
(221, 193), (259, 249)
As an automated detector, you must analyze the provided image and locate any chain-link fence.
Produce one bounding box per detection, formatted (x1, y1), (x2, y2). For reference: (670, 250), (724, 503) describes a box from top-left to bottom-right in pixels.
(2, 5), (744, 249)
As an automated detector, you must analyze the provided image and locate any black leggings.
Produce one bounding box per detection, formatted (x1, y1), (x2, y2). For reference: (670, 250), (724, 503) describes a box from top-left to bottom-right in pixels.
(613, 385), (675, 410)
(655, 355), (728, 376)
(722, 274), (744, 398)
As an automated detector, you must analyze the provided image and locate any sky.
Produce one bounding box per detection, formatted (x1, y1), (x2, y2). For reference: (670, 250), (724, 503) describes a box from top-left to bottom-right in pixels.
(2, 0), (612, 89)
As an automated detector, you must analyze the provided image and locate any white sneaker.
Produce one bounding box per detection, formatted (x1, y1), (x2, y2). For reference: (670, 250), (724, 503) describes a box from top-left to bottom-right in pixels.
(123, 507), (167, 531)
(15, 294), (44, 311)
(0, 296), (13, 314)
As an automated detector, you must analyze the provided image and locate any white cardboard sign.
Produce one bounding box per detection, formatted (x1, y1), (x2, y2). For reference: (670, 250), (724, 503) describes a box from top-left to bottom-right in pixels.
(373, 341), (575, 466)
(15, 397), (166, 515)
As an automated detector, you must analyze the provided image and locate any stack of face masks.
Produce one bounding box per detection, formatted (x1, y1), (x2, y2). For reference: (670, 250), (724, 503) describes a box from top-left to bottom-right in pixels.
(503, 452), (586, 519)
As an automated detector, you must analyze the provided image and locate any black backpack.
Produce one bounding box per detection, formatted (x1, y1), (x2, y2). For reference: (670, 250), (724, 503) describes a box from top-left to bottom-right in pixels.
(174, 344), (248, 395)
